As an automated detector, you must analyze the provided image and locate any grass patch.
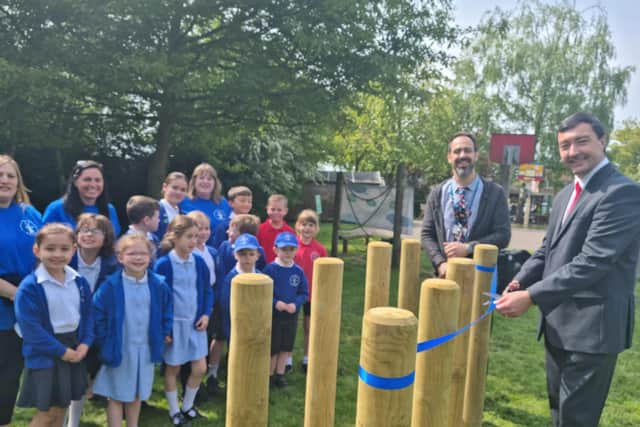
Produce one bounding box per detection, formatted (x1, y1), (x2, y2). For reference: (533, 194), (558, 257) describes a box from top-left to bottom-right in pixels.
(11, 224), (640, 426)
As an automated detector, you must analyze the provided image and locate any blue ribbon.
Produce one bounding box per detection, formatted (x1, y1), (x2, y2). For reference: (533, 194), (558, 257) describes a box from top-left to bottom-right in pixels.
(358, 365), (415, 390)
(416, 265), (497, 353)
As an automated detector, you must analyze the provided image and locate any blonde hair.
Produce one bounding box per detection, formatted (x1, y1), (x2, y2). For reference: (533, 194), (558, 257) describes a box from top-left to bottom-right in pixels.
(116, 233), (154, 258)
(296, 209), (320, 227)
(229, 214), (260, 235)
(187, 210), (210, 227)
(0, 154), (31, 205)
(188, 163), (222, 203)
(160, 215), (198, 251)
(35, 223), (76, 247)
(227, 186), (252, 201)
(267, 194), (288, 207)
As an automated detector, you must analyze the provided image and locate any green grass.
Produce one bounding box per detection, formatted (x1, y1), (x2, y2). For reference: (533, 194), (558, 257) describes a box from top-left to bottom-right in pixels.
(11, 224), (640, 426)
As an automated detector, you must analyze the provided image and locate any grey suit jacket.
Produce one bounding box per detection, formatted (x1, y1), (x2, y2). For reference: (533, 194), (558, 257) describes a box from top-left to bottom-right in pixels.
(421, 177), (511, 269)
(515, 163), (640, 354)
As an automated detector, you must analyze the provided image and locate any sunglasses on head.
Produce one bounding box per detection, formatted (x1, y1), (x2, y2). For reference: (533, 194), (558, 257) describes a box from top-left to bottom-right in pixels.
(72, 160), (103, 178)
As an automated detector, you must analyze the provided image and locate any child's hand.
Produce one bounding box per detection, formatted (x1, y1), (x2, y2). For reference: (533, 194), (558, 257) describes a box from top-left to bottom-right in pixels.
(287, 303), (297, 314)
(74, 344), (89, 361)
(164, 335), (172, 344)
(275, 301), (287, 312)
(61, 348), (78, 362)
(196, 315), (209, 331)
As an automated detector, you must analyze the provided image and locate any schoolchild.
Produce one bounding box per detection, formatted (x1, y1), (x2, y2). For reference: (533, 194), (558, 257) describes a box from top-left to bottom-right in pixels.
(215, 214), (266, 281)
(181, 163), (231, 243)
(92, 234), (172, 427)
(156, 172), (188, 241)
(294, 209), (327, 372)
(0, 154), (42, 427)
(210, 186), (253, 249)
(207, 233), (261, 394)
(125, 195), (161, 252)
(154, 215), (213, 426)
(257, 194), (295, 264)
(43, 160), (121, 236)
(264, 232), (308, 387)
(67, 213), (118, 427)
(15, 224), (93, 427)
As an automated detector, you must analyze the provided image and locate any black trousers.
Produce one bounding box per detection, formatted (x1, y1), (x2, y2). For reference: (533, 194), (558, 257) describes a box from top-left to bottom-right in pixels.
(545, 340), (618, 427)
(0, 330), (23, 424)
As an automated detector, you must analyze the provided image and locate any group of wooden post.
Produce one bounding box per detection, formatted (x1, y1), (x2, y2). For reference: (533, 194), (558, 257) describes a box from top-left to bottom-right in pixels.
(225, 240), (498, 426)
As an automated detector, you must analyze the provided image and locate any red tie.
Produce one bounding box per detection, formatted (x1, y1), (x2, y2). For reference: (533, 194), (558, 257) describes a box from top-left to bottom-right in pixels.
(566, 181), (582, 216)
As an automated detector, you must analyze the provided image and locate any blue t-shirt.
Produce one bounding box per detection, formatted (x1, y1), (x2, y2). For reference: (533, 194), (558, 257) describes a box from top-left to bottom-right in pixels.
(0, 202), (42, 330)
(180, 197), (231, 245)
(43, 197), (121, 236)
(263, 262), (309, 312)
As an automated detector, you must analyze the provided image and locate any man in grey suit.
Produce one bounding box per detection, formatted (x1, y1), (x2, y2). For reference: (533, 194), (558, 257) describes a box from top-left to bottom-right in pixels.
(421, 132), (511, 277)
(496, 112), (640, 426)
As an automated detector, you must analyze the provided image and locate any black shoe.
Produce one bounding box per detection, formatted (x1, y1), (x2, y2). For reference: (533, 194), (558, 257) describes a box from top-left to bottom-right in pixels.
(285, 364), (292, 373)
(269, 375), (275, 389)
(275, 375), (289, 388)
(169, 411), (185, 426)
(301, 361), (308, 374)
(182, 406), (203, 422)
(205, 375), (220, 396)
(194, 387), (208, 406)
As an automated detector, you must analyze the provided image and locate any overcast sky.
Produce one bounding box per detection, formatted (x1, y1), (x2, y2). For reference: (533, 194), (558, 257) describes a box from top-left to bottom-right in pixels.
(453, 0), (640, 129)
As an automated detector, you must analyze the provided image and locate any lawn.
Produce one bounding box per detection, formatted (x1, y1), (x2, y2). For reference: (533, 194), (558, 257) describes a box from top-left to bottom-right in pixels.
(11, 224), (640, 426)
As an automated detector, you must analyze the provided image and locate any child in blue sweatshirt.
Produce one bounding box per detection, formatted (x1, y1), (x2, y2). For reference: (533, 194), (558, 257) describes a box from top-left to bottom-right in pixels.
(154, 215), (213, 426)
(15, 224), (93, 427)
(263, 232), (308, 388)
(92, 233), (172, 427)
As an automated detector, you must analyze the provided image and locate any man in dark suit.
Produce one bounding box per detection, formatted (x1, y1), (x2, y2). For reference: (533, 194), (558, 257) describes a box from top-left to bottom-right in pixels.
(421, 132), (511, 277)
(496, 112), (640, 426)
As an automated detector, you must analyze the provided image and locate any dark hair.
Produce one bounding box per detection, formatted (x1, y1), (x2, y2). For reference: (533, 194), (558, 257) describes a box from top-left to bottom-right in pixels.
(230, 214), (260, 235)
(76, 213), (116, 258)
(126, 195), (160, 224)
(448, 132), (477, 152)
(62, 160), (111, 221)
(558, 112), (605, 139)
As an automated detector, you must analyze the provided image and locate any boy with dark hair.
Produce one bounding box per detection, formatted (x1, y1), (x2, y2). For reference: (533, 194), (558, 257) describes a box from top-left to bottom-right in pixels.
(210, 186), (253, 249)
(125, 195), (161, 249)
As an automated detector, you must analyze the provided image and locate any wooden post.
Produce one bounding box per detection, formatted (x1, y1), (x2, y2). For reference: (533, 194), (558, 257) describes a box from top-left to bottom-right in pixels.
(364, 241), (392, 312)
(411, 279), (460, 427)
(397, 238), (421, 316)
(304, 258), (345, 427)
(446, 258), (476, 427)
(226, 273), (273, 427)
(462, 244), (499, 427)
(331, 171), (344, 257)
(356, 307), (418, 427)
(392, 163), (406, 268)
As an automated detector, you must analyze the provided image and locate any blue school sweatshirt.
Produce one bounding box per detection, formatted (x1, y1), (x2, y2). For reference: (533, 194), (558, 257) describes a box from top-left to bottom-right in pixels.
(15, 273), (94, 369)
(92, 269), (173, 367)
(154, 253), (214, 326)
(263, 262), (309, 311)
(42, 198), (121, 236)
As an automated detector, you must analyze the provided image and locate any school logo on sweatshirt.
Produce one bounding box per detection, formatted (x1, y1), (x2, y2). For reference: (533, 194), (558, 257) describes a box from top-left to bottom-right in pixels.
(213, 209), (226, 221)
(310, 251), (321, 261)
(289, 274), (301, 287)
(20, 219), (38, 236)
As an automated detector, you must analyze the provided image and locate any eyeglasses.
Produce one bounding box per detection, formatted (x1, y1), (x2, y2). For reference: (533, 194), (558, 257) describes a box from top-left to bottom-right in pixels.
(78, 228), (105, 236)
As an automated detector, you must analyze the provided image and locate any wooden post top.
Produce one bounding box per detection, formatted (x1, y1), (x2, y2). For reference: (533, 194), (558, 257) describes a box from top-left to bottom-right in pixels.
(314, 257), (344, 266)
(365, 307), (417, 327)
(447, 257), (475, 266)
(368, 241), (392, 249)
(422, 279), (459, 290)
(230, 273), (271, 286)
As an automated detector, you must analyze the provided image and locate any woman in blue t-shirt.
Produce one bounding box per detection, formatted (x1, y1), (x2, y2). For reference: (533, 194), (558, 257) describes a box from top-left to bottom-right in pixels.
(43, 160), (121, 236)
(180, 163), (230, 245)
(0, 154), (42, 427)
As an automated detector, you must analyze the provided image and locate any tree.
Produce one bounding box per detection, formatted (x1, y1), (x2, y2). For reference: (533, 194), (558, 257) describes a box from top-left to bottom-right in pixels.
(453, 0), (633, 189)
(610, 119), (640, 181)
(0, 0), (459, 195)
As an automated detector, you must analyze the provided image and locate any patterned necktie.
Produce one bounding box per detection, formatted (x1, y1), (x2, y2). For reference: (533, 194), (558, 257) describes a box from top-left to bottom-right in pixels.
(453, 187), (469, 242)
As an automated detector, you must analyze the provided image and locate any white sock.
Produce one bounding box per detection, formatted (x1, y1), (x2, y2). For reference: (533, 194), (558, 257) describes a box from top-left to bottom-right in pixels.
(67, 397), (86, 427)
(166, 390), (180, 416)
(303, 356), (309, 364)
(182, 386), (199, 411)
(207, 364), (218, 378)
(286, 356), (293, 365)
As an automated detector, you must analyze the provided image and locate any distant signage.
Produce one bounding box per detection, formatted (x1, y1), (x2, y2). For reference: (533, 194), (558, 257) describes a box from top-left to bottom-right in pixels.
(517, 164), (544, 181)
(490, 134), (536, 164)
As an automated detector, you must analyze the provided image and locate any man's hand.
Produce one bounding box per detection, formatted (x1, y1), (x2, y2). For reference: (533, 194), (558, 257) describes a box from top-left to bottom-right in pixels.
(495, 290), (532, 318)
(443, 242), (470, 258)
(437, 262), (448, 278)
(503, 280), (521, 294)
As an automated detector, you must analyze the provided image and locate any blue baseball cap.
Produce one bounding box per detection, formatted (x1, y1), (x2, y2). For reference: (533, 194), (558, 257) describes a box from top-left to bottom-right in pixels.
(234, 233), (260, 252)
(274, 232), (298, 248)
